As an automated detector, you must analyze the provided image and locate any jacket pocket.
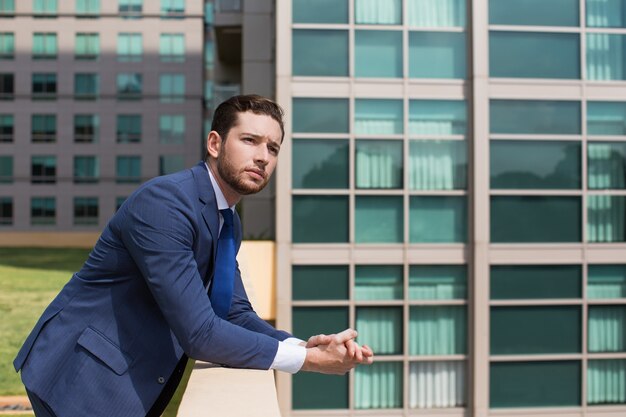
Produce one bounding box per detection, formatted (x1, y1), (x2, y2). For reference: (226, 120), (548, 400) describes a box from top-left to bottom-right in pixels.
(77, 327), (132, 376)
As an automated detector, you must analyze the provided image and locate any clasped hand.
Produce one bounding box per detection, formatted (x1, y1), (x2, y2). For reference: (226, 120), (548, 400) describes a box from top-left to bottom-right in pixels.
(300, 328), (374, 375)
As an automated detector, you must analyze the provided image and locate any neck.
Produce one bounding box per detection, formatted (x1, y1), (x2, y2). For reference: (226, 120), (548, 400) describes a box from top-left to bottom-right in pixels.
(207, 161), (241, 207)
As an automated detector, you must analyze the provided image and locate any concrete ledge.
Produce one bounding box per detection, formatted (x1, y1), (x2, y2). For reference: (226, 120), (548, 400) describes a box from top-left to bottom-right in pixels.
(176, 362), (281, 417)
(0, 232), (99, 248)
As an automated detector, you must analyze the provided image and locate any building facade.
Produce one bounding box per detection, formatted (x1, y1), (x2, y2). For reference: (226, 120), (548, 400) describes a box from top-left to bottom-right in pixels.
(274, 0), (626, 416)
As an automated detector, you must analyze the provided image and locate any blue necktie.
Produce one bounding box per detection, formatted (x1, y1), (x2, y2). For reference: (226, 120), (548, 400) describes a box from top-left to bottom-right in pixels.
(210, 209), (236, 319)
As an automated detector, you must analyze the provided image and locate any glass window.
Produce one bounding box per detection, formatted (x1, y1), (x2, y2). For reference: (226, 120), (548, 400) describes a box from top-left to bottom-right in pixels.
(0, 0), (15, 15)
(588, 265), (626, 299)
(160, 34), (184, 62)
(32, 73), (56, 98)
(490, 361), (581, 407)
(409, 361), (466, 408)
(75, 33), (99, 59)
(292, 139), (348, 189)
(587, 0), (626, 28)
(355, 265), (403, 300)
(117, 115), (141, 143)
(293, 265), (349, 300)
(31, 156), (56, 184)
(32, 33), (57, 59)
(161, 0), (184, 14)
(410, 196), (466, 243)
(588, 142), (626, 189)
(588, 305), (626, 352)
(293, 0), (347, 23)
(490, 141), (581, 189)
(204, 2), (213, 24)
(0, 32), (14, 59)
(357, 307), (403, 355)
(292, 196), (349, 243)
(355, 99), (403, 135)
(355, 362), (403, 409)
(410, 306), (466, 354)
(588, 196), (626, 242)
(355, 0), (401, 25)
(491, 306), (581, 354)
(409, 100), (467, 136)
(159, 155), (184, 175)
(33, 0), (57, 15)
(116, 156), (141, 183)
(116, 73), (142, 99)
(159, 74), (185, 102)
(31, 114), (56, 142)
(293, 30), (349, 76)
(356, 196), (403, 243)
(409, 32), (466, 79)
(490, 32), (580, 79)
(0, 155), (12, 183)
(31, 197), (55, 225)
(588, 101), (626, 135)
(0, 73), (13, 99)
(76, 0), (100, 15)
(0, 197), (12, 225)
(74, 73), (99, 99)
(293, 98), (349, 133)
(0, 114), (13, 142)
(73, 156), (99, 183)
(409, 265), (466, 300)
(490, 0), (579, 26)
(74, 197), (98, 225)
(587, 34), (626, 81)
(409, 140), (467, 190)
(116, 197), (127, 211)
(490, 100), (581, 134)
(119, 0), (142, 15)
(117, 33), (142, 61)
(74, 114), (99, 143)
(204, 39), (214, 70)
(491, 265), (582, 300)
(588, 359), (626, 405)
(491, 196), (581, 242)
(159, 115), (185, 144)
(356, 140), (403, 189)
(355, 30), (403, 78)
(407, 0), (465, 27)
(293, 307), (349, 342)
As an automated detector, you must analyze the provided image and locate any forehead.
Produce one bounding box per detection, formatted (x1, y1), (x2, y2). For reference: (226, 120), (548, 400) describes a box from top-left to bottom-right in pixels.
(231, 111), (282, 142)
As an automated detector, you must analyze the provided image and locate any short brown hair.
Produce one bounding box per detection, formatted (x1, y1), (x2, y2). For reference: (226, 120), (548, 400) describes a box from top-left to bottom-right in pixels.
(211, 94), (285, 144)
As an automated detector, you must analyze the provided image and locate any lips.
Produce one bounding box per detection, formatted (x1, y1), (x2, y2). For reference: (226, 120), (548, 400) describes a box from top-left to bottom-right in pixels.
(245, 168), (266, 180)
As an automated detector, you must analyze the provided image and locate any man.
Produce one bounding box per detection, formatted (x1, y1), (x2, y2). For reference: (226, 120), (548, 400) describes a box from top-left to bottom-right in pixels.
(14, 95), (373, 417)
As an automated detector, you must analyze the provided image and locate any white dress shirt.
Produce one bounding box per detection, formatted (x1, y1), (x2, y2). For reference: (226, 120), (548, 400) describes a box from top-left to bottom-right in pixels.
(205, 163), (306, 373)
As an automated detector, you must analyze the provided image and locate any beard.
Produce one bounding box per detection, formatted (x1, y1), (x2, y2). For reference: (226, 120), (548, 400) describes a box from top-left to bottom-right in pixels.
(216, 149), (270, 196)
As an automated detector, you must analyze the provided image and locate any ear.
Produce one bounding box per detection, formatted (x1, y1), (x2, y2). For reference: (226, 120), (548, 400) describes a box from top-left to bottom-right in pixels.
(206, 131), (222, 159)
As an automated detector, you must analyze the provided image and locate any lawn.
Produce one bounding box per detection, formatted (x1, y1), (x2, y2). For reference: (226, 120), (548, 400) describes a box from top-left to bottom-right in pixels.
(0, 247), (188, 417)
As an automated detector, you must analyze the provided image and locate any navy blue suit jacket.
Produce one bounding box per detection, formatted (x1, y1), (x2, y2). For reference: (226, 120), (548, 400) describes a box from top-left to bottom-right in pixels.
(14, 162), (291, 416)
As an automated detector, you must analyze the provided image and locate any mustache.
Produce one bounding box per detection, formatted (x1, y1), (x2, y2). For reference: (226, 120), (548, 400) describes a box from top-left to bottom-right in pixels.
(244, 167), (267, 178)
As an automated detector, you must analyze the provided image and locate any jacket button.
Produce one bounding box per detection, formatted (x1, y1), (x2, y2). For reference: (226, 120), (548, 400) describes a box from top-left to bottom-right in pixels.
(158, 376), (165, 384)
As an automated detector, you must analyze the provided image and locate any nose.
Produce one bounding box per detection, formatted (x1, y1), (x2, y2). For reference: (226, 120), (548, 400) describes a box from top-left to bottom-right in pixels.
(254, 146), (269, 166)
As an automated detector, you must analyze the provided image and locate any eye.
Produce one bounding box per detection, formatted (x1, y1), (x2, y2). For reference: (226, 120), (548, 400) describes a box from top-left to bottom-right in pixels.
(268, 145), (280, 155)
(242, 136), (255, 143)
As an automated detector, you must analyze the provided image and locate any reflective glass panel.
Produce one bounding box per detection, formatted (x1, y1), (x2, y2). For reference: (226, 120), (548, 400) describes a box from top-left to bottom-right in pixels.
(588, 142), (626, 189)
(409, 32), (466, 79)
(292, 196), (349, 243)
(587, 34), (626, 80)
(409, 100), (467, 135)
(587, 0), (626, 28)
(410, 196), (466, 243)
(355, 362), (403, 409)
(407, 0), (465, 27)
(410, 306), (467, 354)
(588, 359), (626, 405)
(293, 30), (349, 76)
(293, 139), (348, 189)
(293, 0), (347, 23)
(491, 265), (582, 299)
(490, 140), (581, 189)
(356, 140), (403, 189)
(409, 140), (467, 190)
(355, 99), (403, 135)
(588, 265), (626, 299)
(491, 196), (581, 242)
(490, 0), (579, 26)
(588, 101), (626, 135)
(356, 307), (403, 354)
(588, 305), (626, 352)
(588, 196), (626, 242)
(355, 30), (403, 78)
(0, 156), (12, 183)
(355, 0), (401, 24)
(293, 98), (349, 133)
(490, 100), (581, 134)
(355, 196), (403, 243)
(409, 265), (466, 300)
(355, 265), (403, 300)
(409, 361), (466, 408)
(293, 265), (349, 300)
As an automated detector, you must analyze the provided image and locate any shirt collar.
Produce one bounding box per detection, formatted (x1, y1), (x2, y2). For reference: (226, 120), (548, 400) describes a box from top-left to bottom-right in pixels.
(205, 162), (235, 212)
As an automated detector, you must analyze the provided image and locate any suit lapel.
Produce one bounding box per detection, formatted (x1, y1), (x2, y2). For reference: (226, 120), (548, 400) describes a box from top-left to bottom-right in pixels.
(191, 162), (220, 273)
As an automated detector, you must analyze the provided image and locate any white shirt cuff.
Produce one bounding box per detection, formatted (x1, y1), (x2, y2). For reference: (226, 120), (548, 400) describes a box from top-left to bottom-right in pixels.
(270, 340), (306, 374)
(283, 337), (305, 346)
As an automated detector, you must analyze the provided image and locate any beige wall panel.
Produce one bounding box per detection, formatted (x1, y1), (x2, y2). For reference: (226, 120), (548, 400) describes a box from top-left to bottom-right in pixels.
(352, 247), (405, 264)
(406, 81), (467, 99)
(586, 84), (626, 100)
(291, 79), (352, 97)
(489, 81), (584, 100)
(489, 246), (586, 264)
(352, 80), (406, 97)
(406, 247), (468, 264)
(290, 247), (352, 264)
(587, 245), (626, 263)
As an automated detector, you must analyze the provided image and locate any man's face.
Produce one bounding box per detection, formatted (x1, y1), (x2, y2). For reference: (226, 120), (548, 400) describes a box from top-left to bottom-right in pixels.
(212, 111), (282, 199)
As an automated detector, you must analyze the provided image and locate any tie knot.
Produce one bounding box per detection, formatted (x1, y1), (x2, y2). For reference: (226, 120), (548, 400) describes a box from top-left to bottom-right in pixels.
(220, 209), (234, 227)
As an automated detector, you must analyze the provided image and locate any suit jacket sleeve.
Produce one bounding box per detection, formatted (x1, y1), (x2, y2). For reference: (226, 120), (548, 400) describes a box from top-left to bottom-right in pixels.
(117, 179), (279, 370)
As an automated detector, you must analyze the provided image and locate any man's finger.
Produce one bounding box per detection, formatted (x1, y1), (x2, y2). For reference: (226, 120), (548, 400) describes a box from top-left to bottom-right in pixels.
(361, 344), (374, 357)
(353, 341), (363, 361)
(334, 328), (357, 343)
(345, 339), (356, 358)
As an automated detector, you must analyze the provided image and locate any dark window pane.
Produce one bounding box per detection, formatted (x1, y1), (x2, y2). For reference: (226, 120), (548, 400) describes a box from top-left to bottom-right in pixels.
(587, 34), (626, 81)
(587, 0), (626, 27)
(588, 142), (626, 189)
(293, 373), (348, 409)
(293, 0), (347, 23)
(588, 264), (626, 299)
(355, 196), (403, 243)
(587, 196), (626, 243)
(491, 265), (582, 299)
(292, 196), (348, 243)
(588, 102), (626, 135)
(293, 30), (348, 76)
(293, 98), (349, 133)
(490, 100), (581, 134)
(292, 307), (349, 341)
(490, 141), (581, 189)
(490, 0), (579, 26)
(292, 265), (349, 300)
(409, 265), (467, 300)
(292, 139), (348, 189)
(355, 30), (403, 78)
(410, 196), (467, 243)
(491, 306), (581, 354)
(409, 32), (466, 79)
(491, 196), (581, 243)
(490, 361), (581, 407)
